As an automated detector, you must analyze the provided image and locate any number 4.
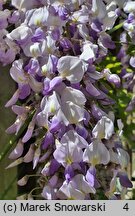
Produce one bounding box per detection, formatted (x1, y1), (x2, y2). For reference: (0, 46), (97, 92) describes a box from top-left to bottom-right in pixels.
(123, 203), (129, 211)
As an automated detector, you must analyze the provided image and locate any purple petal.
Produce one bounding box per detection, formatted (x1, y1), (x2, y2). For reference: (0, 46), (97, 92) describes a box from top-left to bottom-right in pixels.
(6, 123), (17, 134)
(65, 165), (74, 182)
(23, 145), (34, 163)
(83, 110), (90, 126)
(85, 81), (101, 97)
(49, 77), (62, 91)
(43, 78), (50, 95)
(31, 27), (45, 42)
(39, 149), (52, 163)
(99, 33), (116, 49)
(42, 132), (54, 150)
(58, 6), (69, 20)
(76, 125), (88, 139)
(49, 159), (60, 175)
(86, 170), (95, 187)
(22, 121), (35, 143)
(19, 84), (31, 99)
(107, 74), (121, 88)
(91, 103), (106, 120)
(5, 89), (19, 107)
(119, 172), (133, 188)
(50, 55), (58, 73)
(12, 105), (26, 115)
(49, 175), (58, 187)
(91, 19), (102, 32)
(49, 117), (63, 133)
(51, 28), (60, 40)
(9, 140), (24, 159)
(60, 37), (72, 50)
(24, 58), (41, 75)
(8, 10), (20, 23)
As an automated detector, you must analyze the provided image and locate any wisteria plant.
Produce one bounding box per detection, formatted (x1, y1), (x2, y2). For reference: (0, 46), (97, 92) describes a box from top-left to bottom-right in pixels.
(0, 0), (135, 200)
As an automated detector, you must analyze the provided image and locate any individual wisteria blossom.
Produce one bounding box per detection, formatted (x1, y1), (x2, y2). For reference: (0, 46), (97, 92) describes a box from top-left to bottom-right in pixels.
(53, 130), (88, 167)
(1, 0), (134, 200)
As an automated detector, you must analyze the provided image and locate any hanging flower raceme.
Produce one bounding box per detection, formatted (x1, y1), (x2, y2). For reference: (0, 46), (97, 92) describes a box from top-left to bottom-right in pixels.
(1, 0), (133, 200)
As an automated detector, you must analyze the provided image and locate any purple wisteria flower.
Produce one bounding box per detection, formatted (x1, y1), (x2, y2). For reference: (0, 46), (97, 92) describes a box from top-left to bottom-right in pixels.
(1, 0), (133, 200)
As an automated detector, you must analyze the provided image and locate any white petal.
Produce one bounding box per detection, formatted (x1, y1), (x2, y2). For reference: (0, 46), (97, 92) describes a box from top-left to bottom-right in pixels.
(61, 86), (86, 106)
(29, 76), (43, 92)
(11, 0), (38, 11)
(7, 24), (32, 41)
(117, 148), (130, 169)
(42, 92), (61, 114)
(57, 56), (88, 83)
(62, 101), (85, 124)
(92, 116), (114, 139)
(80, 43), (98, 62)
(70, 174), (96, 194)
(61, 130), (88, 149)
(27, 7), (49, 26)
(124, 1), (135, 13)
(10, 60), (27, 84)
(83, 140), (110, 165)
(91, 0), (106, 19)
(56, 109), (69, 126)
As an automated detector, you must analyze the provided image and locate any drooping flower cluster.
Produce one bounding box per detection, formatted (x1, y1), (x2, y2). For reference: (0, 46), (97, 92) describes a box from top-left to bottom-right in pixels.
(1, 0), (134, 199)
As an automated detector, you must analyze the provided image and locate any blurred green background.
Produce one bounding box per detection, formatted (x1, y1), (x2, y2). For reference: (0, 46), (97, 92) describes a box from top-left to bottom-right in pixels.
(0, 65), (17, 199)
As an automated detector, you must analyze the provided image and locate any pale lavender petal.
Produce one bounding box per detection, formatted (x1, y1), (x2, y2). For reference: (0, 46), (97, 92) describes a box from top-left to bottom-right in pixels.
(9, 140), (24, 159)
(92, 116), (114, 140)
(91, 103), (107, 120)
(83, 140), (110, 165)
(99, 32), (116, 49)
(22, 121), (35, 143)
(86, 170), (95, 187)
(107, 74), (121, 88)
(118, 172), (133, 188)
(49, 77), (62, 91)
(91, 19), (102, 32)
(5, 89), (19, 107)
(19, 84), (31, 99)
(70, 174), (96, 194)
(42, 132), (54, 150)
(6, 123), (17, 134)
(43, 78), (50, 95)
(33, 147), (41, 169)
(8, 10), (20, 23)
(65, 165), (74, 182)
(41, 163), (50, 176)
(49, 159), (60, 175)
(75, 124), (88, 139)
(51, 28), (60, 40)
(12, 105), (26, 115)
(83, 110), (90, 126)
(85, 81), (101, 97)
(42, 185), (55, 200)
(49, 117), (63, 133)
(23, 145), (34, 163)
(39, 149), (52, 163)
(25, 58), (41, 75)
(31, 27), (45, 42)
(49, 175), (58, 187)
(17, 176), (28, 186)
(130, 56), (135, 68)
